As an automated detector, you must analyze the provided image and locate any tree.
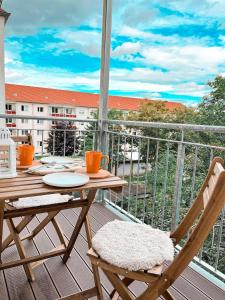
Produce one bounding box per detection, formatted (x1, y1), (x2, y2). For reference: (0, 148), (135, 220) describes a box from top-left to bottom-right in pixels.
(46, 121), (80, 156)
(127, 101), (197, 161)
(198, 75), (225, 126)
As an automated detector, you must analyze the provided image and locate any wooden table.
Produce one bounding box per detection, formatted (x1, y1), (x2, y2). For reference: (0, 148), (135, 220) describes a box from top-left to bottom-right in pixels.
(0, 171), (127, 299)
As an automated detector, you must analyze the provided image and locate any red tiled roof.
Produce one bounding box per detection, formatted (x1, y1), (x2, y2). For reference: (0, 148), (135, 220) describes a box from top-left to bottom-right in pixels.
(5, 83), (183, 111)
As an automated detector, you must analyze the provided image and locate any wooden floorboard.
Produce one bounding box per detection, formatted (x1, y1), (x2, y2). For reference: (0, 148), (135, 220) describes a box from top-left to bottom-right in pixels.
(0, 203), (224, 300)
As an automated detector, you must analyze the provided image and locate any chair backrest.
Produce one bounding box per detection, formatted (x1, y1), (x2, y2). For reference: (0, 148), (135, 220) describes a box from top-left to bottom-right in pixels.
(166, 157), (225, 283)
(11, 134), (33, 145)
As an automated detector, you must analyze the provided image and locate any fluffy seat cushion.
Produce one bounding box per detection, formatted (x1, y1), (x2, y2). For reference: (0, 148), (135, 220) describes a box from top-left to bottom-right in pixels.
(11, 193), (72, 209)
(92, 220), (174, 271)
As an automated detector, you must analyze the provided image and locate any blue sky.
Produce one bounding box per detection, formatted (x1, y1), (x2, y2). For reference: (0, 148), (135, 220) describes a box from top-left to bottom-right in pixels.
(3, 0), (225, 105)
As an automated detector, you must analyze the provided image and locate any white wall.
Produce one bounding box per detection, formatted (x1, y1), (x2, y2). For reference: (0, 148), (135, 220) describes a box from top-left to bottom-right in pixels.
(0, 17), (6, 127)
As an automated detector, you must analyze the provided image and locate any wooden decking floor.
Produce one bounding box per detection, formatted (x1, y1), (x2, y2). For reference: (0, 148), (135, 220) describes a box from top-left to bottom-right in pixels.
(0, 203), (224, 300)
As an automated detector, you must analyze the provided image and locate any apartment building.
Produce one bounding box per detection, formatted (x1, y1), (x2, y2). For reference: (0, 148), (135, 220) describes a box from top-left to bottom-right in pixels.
(4, 83), (183, 154)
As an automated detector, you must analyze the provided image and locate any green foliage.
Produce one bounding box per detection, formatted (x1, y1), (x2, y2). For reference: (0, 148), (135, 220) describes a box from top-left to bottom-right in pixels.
(198, 75), (225, 126)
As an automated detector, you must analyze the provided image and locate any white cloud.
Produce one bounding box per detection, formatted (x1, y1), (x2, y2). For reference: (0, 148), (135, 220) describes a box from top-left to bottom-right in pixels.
(4, 0), (221, 104)
(46, 29), (102, 57)
(140, 45), (225, 76)
(4, 0), (102, 35)
(112, 41), (142, 58)
(110, 42), (225, 84)
(172, 82), (209, 97)
(119, 25), (211, 46)
(5, 46), (210, 102)
(152, 0), (225, 19)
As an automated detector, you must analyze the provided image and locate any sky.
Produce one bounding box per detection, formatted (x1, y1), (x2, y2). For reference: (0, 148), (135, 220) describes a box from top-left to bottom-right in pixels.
(3, 0), (225, 106)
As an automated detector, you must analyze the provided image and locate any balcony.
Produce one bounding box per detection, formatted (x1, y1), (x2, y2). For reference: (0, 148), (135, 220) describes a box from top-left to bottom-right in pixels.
(51, 114), (76, 118)
(0, 114), (224, 299)
(5, 110), (16, 115)
(65, 114), (76, 118)
(6, 122), (16, 128)
(51, 113), (65, 118)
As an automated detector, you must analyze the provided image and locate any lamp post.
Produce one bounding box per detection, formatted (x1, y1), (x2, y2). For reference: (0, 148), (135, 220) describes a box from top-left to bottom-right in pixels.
(0, 6), (10, 128)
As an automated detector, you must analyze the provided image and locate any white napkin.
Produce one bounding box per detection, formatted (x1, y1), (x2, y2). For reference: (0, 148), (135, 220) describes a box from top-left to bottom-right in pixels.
(26, 161), (84, 175)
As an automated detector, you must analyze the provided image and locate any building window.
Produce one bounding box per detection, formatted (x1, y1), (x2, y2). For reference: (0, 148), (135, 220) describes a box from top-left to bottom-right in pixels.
(78, 109), (85, 115)
(21, 105), (28, 112)
(37, 120), (44, 124)
(21, 119), (28, 124)
(6, 104), (12, 110)
(21, 130), (29, 135)
(52, 107), (59, 113)
(66, 108), (73, 114)
(6, 118), (12, 123)
(37, 107), (44, 112)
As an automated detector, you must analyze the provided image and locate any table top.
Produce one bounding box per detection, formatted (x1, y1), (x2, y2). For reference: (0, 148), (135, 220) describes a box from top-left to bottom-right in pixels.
(0, 172), (127, 203)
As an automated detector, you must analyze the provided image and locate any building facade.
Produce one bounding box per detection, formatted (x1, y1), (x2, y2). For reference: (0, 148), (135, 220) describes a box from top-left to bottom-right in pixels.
(4, 83), (183, 154)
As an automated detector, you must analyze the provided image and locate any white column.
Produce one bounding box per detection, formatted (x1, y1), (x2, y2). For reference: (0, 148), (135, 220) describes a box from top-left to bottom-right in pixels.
(98, 0), (112, 153)
(0, 15), (6, 127)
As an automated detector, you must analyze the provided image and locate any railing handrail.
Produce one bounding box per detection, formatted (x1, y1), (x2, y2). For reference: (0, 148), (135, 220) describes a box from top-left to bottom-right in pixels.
(105, 130), (225, 150)
(0, 114), (98, 123)
(106, 119), (225, 134)
(3, 114), (225, 134)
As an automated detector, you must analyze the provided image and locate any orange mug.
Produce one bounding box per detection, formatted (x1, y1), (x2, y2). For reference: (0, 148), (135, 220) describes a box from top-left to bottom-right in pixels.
(19, 144), (35, 166)
(85, 151), (109, 173)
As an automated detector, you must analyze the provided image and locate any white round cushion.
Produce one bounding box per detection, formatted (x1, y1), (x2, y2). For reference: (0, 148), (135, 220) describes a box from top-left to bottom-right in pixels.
(92, 220), (174, 271)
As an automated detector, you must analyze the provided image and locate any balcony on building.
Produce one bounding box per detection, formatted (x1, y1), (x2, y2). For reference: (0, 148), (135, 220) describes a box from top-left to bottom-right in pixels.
(5, 103), (16, 115)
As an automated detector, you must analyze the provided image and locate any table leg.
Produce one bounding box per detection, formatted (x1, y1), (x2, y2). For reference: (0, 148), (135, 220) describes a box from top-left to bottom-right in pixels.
(63, 189), (97, 263)
(6, 218), (35, 281)
(0, 201), (5, 263)
(84, 216), (104, 300)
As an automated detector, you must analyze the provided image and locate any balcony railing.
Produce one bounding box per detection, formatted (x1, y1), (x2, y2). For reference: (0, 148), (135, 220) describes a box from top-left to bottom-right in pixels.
(6, 110), (16, 115)
(104, 120), (225, 283)
(0, 114), (224, 285)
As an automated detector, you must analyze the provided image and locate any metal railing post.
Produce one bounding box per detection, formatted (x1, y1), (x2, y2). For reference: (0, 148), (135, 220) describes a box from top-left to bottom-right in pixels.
(98, 0), (112, 155)
(97, 0), (112, 202)
(171, 142), (185, 231)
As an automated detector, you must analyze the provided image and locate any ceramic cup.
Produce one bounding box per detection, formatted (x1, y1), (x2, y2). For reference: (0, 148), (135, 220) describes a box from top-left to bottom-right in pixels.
(85, 151), (109, 173)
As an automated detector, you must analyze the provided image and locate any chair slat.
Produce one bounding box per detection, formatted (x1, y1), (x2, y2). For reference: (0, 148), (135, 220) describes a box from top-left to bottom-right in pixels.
(147, 264), (164, 276)
(208, 175), (217, 196)
(203, 187), (210, 209)
(12, 136), (30, 143)
(214, 162), (224, 177)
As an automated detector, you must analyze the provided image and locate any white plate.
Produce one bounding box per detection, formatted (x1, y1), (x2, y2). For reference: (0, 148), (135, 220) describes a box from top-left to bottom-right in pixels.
(40, 156), (77, 164)
(43, 172), (89, 187)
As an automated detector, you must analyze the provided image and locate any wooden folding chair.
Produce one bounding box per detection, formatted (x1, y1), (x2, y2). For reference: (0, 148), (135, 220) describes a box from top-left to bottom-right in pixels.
(88, 157), (225, 300)
(2, 134), (72, 281)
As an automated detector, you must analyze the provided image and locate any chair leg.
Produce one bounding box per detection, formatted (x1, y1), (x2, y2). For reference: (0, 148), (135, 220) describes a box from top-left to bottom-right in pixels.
(51, 217), (67, 248)
(110, 277), (134, 299)
(6, 218), (35, 281)
(28, 211), (59, 240)
(103, 270), (134, 300)
(84, 216), (104, 300)
(0, 201), (5, 262)
(162, 290), (175, 300)
(2, 215), (34, 251)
